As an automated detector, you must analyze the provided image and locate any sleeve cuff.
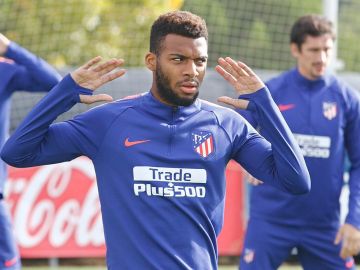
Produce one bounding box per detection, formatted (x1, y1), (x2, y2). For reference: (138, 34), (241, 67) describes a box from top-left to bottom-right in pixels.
(345, 216), (360, 230)
(238, 87), (271, 112)
(65, 74), (93, 102)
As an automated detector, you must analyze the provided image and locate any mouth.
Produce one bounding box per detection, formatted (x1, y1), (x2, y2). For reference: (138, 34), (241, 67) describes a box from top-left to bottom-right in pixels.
(313, 63), (325, 71)
(179, 81), (199, 94)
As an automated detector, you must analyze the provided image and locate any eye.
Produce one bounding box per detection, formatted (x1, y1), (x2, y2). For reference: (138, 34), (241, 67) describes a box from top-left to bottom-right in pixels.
(172, 56), (184, 62)
(196, 58), (207, 65)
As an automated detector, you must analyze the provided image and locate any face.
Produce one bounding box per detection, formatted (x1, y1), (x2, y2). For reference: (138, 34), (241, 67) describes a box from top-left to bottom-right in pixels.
(291, 34), (334, 80)
(146, 34), (208, 106)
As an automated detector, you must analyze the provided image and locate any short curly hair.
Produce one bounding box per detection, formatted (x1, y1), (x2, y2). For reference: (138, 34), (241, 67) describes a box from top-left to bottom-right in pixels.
(150, 11), (208, 55)
(290, 14), (336, 49)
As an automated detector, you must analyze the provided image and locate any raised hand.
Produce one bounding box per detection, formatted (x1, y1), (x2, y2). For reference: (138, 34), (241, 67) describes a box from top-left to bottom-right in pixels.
(215, 57), (265, 109)
(0, 33), (10, 55)
(71, 56), (126, 104)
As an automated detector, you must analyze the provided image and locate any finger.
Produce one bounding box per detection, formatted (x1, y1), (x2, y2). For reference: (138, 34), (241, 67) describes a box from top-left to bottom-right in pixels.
(82, 56), (103, 70)
(251, 178), (264, 186)
(93, 58), (125, 75)
(255, 179), (264, 185)
(340, 247), (347, 259)
(80, 94), (113, 104)
(341, 237), (350, 259)
(217, 96), (249, 109)
(340, 244), (351, 259)
(215, 65), (238, 86)
(217, 57), (240, 79)
(80, 69), (126, 91)
(334, 230), (343, 245)
(237, 61), (256, 77)
(99, 69), (127, 85)
(225, 57), (248, 77)
(248, 178), (262, 186)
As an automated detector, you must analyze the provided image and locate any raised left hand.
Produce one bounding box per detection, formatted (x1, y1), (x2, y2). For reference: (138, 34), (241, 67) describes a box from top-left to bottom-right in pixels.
(215, 57), (265, 110)
(334, 223), (360, 259)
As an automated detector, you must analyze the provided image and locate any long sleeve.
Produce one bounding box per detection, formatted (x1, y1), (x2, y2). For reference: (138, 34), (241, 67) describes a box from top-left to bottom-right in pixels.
(0, 75), (106, 167)
(344, 88), (360, 228)
(4, 42), (61, 93)
(233, 87), (311, 194)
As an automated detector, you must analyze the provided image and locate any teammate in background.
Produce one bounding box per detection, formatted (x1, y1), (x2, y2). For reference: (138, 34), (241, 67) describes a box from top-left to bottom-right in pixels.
(0, 33), (61, 270)
(1, 11), (310, 269)
(239, 14), (360, 270)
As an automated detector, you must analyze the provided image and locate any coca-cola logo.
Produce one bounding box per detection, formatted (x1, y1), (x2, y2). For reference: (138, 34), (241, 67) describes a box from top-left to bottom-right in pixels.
(5, 157), (106, 257)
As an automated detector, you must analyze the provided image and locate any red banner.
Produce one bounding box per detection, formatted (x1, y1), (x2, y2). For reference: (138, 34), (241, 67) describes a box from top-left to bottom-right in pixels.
(5, 157), (245, 258)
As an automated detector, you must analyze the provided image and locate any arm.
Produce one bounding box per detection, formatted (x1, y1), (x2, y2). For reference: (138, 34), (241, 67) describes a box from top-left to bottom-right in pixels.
(1, 57), (125, 167)
(0, 33), (61, 92)
(335, 88), (360, 259)
(216, 57), (310, 194)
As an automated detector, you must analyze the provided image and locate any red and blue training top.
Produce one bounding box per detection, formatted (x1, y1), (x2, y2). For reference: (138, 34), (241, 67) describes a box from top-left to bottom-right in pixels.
(1, 74), (310, 269)
(241, 67), (360, 229)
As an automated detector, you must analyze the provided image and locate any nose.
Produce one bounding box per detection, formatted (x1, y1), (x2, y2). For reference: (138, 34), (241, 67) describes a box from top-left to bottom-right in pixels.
(320, 50), (328, 63)
(184, 60), (199, 78)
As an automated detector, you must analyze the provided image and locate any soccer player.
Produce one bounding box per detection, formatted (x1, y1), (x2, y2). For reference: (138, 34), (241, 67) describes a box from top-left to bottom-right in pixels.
(239, 15), (360, 270)
(0, 33), (61, 270)
(1, 11), (310, 269)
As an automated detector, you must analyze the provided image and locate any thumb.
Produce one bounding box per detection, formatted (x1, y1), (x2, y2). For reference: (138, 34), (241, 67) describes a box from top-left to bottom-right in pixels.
(334, 228), (343, 245)
(80, 94), (113, 104)
(217, 96), (249, 109)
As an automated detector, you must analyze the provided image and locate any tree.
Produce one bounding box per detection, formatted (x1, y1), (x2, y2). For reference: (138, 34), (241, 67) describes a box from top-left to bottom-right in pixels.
(0, 0), (182, 67)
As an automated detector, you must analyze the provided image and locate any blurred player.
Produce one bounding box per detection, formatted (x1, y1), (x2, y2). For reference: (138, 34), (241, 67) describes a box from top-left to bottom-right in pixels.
(0, 33), (61, 269)
(239, 14), (360, 270)
(1, 11), (310, 269)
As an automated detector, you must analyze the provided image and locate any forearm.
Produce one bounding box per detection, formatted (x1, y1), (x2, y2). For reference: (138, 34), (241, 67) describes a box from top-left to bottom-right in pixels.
(1, 75), (90, 167)
(5, 42), (61, 90)
(242, 87), (310, 194)
(346, 167), (360, 228)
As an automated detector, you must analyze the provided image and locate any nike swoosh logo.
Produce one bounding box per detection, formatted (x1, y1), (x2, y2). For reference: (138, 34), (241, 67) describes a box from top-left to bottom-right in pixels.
(124, 137), (150, 147)
(278, 104), (295, 112)
(5, 256), (18, 267)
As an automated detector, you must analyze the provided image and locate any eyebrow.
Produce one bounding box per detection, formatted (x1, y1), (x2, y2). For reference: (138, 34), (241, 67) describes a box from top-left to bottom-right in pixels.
(169, 53), (208, 59)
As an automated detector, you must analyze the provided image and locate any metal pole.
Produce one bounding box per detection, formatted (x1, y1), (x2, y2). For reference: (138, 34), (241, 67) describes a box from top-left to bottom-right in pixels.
(49, 257), (59, 269)
(322, 0), (341, 72)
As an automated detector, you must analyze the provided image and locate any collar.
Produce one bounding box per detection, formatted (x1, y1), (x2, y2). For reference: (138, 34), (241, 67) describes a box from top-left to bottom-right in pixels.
(140, 91), (201, 122)
(291, 67), (331, 90)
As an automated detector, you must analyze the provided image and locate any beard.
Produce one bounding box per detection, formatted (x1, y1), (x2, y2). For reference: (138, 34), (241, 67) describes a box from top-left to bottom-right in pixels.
(155, 65), (199, 107)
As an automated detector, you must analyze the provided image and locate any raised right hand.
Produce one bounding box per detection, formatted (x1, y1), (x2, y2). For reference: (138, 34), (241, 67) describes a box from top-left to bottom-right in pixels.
(71, 56), (126, 104)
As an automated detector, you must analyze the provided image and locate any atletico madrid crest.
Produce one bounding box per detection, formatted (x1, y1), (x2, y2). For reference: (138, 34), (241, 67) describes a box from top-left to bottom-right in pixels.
(192, 131), (214, 158)
(323, 102), (337, 120)
(243, 248), (255, 263)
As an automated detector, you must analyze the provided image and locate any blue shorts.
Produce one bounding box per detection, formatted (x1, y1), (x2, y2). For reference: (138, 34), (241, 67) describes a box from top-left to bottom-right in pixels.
(0, 200), (21, 270)
(239, 217), (356, 270)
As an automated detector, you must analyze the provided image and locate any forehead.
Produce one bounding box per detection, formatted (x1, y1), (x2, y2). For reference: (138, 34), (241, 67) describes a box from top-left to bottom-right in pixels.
(302, 34), (334, 48)
(160, 34), (208, 57)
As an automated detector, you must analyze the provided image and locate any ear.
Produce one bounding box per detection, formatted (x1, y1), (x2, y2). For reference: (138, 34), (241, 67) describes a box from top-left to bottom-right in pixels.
(145, 52), (156, 71)
(290, 43), (300, 59)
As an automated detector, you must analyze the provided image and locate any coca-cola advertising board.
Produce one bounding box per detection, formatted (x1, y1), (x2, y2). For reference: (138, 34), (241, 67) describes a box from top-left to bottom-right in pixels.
(5, 157), (245, 258)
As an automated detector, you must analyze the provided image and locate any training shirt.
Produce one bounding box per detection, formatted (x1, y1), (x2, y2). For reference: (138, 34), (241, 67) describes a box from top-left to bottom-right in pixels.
(1, 74), (310, 269)
(0, 42), (60, 194)
(241, 68), (360, 229)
